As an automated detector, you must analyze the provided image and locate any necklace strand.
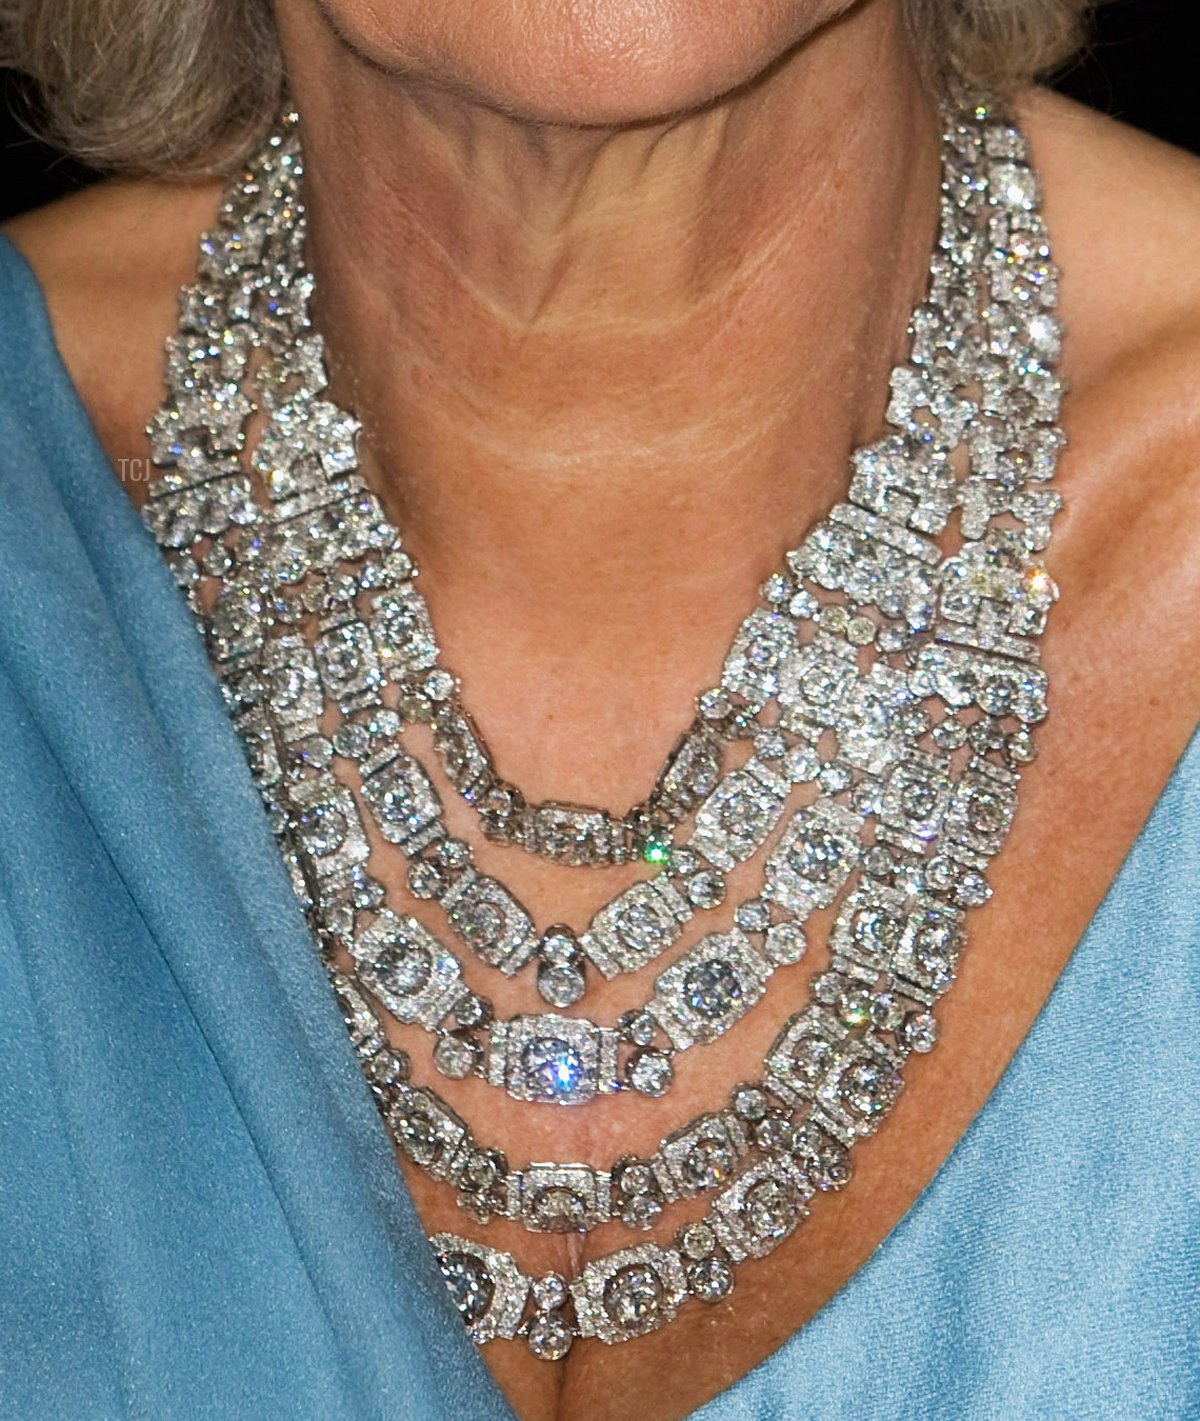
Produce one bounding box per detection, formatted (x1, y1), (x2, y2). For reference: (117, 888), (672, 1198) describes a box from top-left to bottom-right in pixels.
(144, 87), (1064, 1358)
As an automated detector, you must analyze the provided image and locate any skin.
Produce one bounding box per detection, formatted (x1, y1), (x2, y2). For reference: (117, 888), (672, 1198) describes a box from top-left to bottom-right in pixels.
(7, 1), (1200, 1416)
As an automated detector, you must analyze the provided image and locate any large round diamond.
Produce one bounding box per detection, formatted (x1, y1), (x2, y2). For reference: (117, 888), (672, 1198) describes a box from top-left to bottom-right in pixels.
(602, 1263), (665, 1334)
(375, 940), (432, 996)
(521, 1038), (586, 1099)
(683, 960), (742, 1020)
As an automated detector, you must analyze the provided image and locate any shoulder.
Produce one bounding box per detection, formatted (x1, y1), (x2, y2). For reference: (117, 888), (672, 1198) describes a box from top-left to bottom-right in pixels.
(1014, 90), (1200, 713)
(2, 176), (223, 483)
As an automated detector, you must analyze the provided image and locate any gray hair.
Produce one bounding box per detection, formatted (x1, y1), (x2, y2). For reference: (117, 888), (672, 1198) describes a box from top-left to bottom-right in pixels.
(1, 0), (1092, 176)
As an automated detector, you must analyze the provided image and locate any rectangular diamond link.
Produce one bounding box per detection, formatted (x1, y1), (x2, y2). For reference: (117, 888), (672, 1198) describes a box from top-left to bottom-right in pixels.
(777, 632), (860, 733)
(370, 582), (439, 674)
(486, 1016), (620, 1106)
(692, 758), (789, 872)
(649, 930), (773, 1051)
(387, 1085), (469, 1181)
(511, 1164), (612, 1233)
(440, 869), (537, 974)
(581, 877), (693, 979)
(764, 800), (864, 916)
(287, 772), (370, 884)
(261, 633), (323, 736)
(313, 615), (383, 712)
(651, 1112), (749, 1201)
(359, 748), (444, 854)
(571, 1245), (687, 1343)
(655, 726), (722, 815)
(710, 1156), (813, 1263)
(351, 910), (467, 1029)
(721, 609), (799, 708)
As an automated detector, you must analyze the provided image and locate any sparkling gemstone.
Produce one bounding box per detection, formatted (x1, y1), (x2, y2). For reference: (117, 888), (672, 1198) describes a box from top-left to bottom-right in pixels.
(870, 991), (905, 1030)
(619, 1010), (657, 1047)
(531, 1187), (587, 1232)
(764, 921), (807, 965)
(615, 1161), (657, 1196)
(678, 1222), (717, 1260)
(742, 1177), (802, 1241)
(628, 1049), (674, 1098)
(687, 871), (727, 910)
(683, 960), (743, 1020)
(811, 970), (845, 1005)
(839, 988), (873, 1027)
(332, 722), (371, 760)
(733, 899), (771, 934)
(454, 899), (504, 949)
(438, 1251), (494, 1325)
(531, 1273), (568, 1312)
(539, 926), (580, 966)
(682, 1137), (736, 1189)
(643, 838), (671, 865)
(619, 1193), (663, 1230)
(787, 829), (845, 882)
(457, 1151), (499, 1193)
(753, 1113), (793, 1152)
(900, 1010), (939, 1052)
(433, 1033), (478, 1080)
(698, 688), (732, 721)
(537, 961), (586, 1008)
(407, 860), (444, 899)
(753, 728), (787, 760)
(368, 1049), (409, 1087)
(527, 1311), (573, 1361)
(841, 1059), (903, 1117)
(731, 1085), (769, 1122)
(296, 803), (347, 857)
(375, 940), (433, 996)
(615, 901), (670, 956)
(602, 1264), (666, 1332)
(790, 1035), (830, 1080)
(424, 668), (455, 701)
(688, 1256), (734, 1302)
(396, 1112), (439, 1165)
(784, 745), (822, 783)
(455, 994), (490, 1028)
(521, 1038), (586, 1099)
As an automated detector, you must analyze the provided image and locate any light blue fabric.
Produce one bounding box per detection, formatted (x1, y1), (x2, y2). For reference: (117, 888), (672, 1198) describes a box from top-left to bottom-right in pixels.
(0, 229), (1195, 1421)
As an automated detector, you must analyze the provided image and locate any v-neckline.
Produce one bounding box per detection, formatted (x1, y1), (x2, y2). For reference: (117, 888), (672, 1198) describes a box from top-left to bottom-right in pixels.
(2, 227), (1196, 1420)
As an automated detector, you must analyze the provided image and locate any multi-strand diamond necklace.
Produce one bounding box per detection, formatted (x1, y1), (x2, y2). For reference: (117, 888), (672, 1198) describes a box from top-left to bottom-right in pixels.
(143, 88), (1064, 1361)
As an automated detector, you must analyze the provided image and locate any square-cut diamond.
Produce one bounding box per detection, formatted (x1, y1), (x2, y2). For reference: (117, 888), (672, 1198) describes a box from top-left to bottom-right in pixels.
(649, 930), (772, 1051)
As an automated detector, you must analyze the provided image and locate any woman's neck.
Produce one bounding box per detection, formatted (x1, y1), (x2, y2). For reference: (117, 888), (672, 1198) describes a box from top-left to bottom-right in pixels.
(276, 0), (940, 798)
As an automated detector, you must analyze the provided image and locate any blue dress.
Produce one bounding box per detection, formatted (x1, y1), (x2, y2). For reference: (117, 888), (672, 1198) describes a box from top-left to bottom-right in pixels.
(0, 233), (1196, 1421)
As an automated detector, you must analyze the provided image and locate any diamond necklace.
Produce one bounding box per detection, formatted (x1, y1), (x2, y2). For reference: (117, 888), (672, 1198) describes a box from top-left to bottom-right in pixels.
(143, 88), (1064, 1359)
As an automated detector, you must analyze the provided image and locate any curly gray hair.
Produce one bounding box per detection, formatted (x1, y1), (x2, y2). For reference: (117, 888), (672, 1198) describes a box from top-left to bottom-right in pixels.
(1, 0), (1092, 176)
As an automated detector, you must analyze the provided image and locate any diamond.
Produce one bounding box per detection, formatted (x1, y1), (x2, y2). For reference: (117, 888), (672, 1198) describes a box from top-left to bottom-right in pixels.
(627, 1049), (674, 1097)
(433, 1033), (479, 1080)
(899, 1010), (938, 1052)
(687, 871), (726, 910)
(678, 1222), (717, 1260)
(527, 1311), (572, 1361)
(688, 1257), (734, 1302)
(522, 1038), (586, 1100)
(683, 960), (743, 1020)
(763, 921), (807, 965)
(840, 1059), (903, 1118)
(602, 1264), (666, 1333)
(537, 961), (586, 1007)
(438, 1251), (494, 1326)
(531, 1274), (568, 1312)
